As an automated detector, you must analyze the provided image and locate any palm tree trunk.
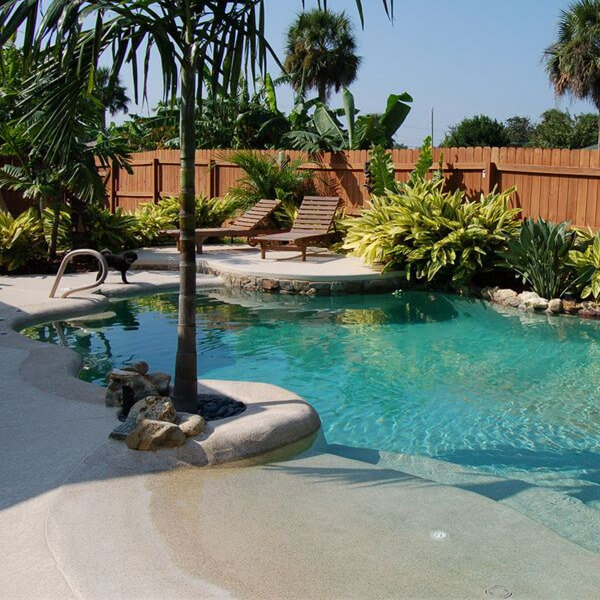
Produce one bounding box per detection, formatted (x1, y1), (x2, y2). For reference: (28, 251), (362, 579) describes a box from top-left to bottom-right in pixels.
(318, 81), (327, 104)
(173, 14), (198, 412)
(49, 201), (61, 260)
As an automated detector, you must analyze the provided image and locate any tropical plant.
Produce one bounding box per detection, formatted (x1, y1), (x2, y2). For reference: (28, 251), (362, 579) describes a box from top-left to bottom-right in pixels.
(84, 205), (139, 252)
(567, 230), (600, 299)
(42, 204), (71, 254)
(344, 177), (520, 288)
(0, 44), (26, 127)
(1, 0), (394, 410)
(135, 195), (241, 245)
(367, 137), (439, 196)
(94, 67), (130, 129)
(224, 151), (315, 226)
(367, 145), (398, 195)
(441, 115), (509, 147)
(544, 0), (600, 147)
(284, 9), (361, 103)
(0, 208), (45, 271)
(286, 88), (413, 151)
(498, 218), (577, 299)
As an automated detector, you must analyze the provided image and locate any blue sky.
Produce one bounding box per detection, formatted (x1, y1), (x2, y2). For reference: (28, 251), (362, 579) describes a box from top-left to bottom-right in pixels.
(121, 0), (593, 147)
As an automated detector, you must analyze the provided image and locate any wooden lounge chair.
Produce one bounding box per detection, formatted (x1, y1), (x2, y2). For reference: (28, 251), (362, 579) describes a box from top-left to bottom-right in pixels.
(251, 196), (341, 261)
(161, 198), (282, 253)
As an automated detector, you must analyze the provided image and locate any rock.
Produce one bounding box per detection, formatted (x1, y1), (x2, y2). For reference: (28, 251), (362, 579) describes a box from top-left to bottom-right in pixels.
(125, 419), (186, 451)
(547, 298), (562, 314)
(134, 396), (177, 424)
(260, 278), (280, 291)
(279, 280), (298, 292)
(308, 281), (332, 295)
(517, 291), (548, 311)
(177, 412), (206, 437)
(121, 361), (149, 375)
(578, 305), (600, 319)
(491, 288), (520, 307)
(144, 372), (171, 396)
(562, 299), (580, 315)
(480, 286), (497, 300)
(105, 364), (172, 408)
(109, 416), (138, 441)
(105, 369), (156, 407)
(491, 288), (517, 302)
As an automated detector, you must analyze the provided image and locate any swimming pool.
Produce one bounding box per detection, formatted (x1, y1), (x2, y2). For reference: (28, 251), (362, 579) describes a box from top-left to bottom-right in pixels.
(23, 289), (600, 510)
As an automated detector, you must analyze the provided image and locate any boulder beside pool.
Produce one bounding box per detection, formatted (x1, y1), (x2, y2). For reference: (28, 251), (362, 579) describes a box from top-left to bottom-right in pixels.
(109, 380), (321, 465)
(105, 364), (171, 407)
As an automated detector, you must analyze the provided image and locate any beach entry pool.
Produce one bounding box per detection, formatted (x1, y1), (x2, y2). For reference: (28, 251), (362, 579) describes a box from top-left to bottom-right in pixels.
(24, 290), (600, 510)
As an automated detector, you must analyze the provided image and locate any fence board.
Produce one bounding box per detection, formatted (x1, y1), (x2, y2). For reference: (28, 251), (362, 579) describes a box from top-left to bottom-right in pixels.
(4, 147), (600, 228)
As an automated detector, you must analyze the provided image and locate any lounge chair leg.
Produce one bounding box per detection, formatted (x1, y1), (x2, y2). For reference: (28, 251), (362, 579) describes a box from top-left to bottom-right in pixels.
(261, 245), (266, 259)
(196, 238), (203, 254)
(301, 246), (306, 261)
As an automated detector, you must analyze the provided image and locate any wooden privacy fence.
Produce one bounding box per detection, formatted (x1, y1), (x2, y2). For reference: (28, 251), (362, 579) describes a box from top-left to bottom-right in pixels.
(5, 147), (600, 228)
(103, 147), (600, 229)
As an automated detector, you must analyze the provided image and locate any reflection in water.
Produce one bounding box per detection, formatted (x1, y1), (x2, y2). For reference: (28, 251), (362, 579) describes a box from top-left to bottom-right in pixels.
(22, 289), (600, 508)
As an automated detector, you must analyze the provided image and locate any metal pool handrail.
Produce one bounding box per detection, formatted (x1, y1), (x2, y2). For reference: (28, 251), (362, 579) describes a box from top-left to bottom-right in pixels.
(49, 249), (109, 299)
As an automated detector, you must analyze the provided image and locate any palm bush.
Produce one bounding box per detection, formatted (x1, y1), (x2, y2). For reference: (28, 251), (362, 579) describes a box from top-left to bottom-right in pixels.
(84, 205), (139, 252)
(224, 151), (315, 226)
(0, 208), (45, 271)
(42, 204), (71, 254)
(567, 230), (600, 299)
(134, 195), (242, 246)
(498, 218), (577, 299)
(343, 178), (520, 288)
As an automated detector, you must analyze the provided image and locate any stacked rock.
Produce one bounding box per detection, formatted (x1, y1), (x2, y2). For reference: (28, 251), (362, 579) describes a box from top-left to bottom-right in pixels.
(107, 363), (206, 452)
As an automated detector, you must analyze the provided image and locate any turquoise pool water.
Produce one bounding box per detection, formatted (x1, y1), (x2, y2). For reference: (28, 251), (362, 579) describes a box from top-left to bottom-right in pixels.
(23, 289), (600, 508)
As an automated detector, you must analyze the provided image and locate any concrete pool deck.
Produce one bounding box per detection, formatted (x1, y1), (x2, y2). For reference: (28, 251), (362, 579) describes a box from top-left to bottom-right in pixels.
(134, 244), (405, 295)
(2, 268), (600, 598)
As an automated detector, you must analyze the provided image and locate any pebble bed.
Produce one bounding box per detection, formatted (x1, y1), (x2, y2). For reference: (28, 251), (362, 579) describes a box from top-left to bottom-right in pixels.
(197, 393), (246, 421)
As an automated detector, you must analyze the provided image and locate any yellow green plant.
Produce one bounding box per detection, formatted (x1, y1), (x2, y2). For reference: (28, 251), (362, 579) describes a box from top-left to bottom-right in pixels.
(568, 231), (600, 300)
(0, 208), (45, 271)
(343, 178), (520, 288)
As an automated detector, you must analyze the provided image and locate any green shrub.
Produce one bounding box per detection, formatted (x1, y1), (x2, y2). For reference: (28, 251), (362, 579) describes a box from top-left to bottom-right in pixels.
(0, 208), (45, 271)
(42, 204), (71, 253)
(134, 195), (242, 245)
(84, 205), (139, 252)
(567, 230), (600, 300)
(367, 137), (442, 197)
(133, 202), (172, 246)
(498, 217), (576, 299)
(224, 150), (315, 227)
(343, 178), (520, 288)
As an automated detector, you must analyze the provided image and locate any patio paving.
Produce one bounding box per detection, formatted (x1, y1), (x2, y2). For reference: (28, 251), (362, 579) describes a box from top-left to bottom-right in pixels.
(134, 244), (402, 282)
(1, 268), (600, 598)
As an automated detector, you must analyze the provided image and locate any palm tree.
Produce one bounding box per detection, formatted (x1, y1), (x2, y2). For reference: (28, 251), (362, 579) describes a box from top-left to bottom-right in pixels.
(0, 0), (393, 413)
(284, 9), (361, 103)
(544, 0), (600, 147)
(95, 67), (130, 130)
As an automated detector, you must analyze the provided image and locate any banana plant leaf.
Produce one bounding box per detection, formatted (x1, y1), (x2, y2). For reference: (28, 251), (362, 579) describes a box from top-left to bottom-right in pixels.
(342, 87), (355, 149)
(380, 92), (413, 140)
(312, 104), (346, 146)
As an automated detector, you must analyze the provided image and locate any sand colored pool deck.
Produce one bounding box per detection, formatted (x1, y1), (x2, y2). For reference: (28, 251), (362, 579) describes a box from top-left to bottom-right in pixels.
(134, 243), (401, 281)
(2, 264), (600, 599)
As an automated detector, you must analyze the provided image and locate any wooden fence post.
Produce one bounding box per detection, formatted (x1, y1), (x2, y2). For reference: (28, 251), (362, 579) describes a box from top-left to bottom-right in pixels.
(483, 148), (497, 194)
(109, 160), (119, 213)
(152, 157), (160, 204)
(208, 159), (217, 199)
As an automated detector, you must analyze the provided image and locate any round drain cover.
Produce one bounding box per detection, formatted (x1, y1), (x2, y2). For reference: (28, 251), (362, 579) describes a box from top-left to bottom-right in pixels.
(485, 585), (512, 598)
